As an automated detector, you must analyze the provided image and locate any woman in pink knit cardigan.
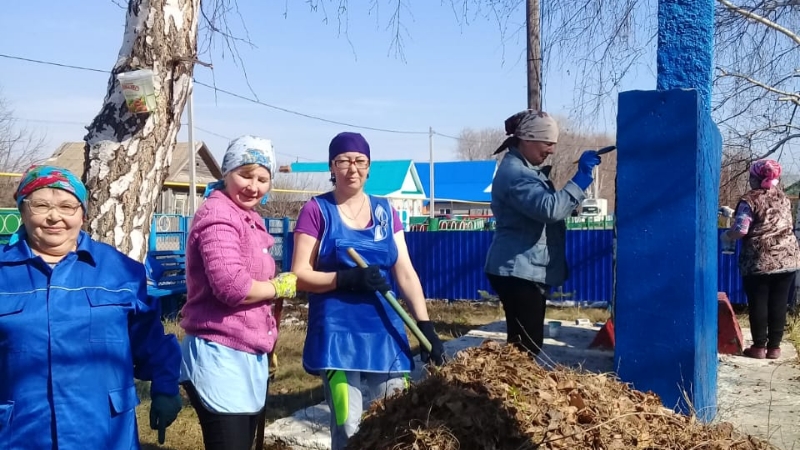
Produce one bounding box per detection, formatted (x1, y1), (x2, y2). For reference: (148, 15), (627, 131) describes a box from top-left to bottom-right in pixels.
(178, 135), (297, 450)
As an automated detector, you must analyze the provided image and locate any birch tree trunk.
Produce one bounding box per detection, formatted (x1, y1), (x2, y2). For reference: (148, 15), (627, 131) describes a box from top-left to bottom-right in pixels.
(82, 0), (200, 262)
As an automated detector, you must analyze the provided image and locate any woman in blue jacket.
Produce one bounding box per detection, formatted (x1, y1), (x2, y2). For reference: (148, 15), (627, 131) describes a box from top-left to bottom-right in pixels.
(485, 110), (602, 356)
(0, 165), (182, 449)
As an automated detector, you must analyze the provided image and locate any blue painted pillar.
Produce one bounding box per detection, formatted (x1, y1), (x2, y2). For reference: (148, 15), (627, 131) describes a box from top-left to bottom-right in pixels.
(656, 0), (714, 113)
(615, 0), (720, 421)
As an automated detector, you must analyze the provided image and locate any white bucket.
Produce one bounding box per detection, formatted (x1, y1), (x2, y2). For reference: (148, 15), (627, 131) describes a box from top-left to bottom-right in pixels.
(117, 69), (157, 114)
(547, 321), (562, 338)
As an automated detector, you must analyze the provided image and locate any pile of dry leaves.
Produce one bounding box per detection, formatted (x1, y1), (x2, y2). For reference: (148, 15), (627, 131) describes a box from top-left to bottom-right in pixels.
(346, 340), (776, 450)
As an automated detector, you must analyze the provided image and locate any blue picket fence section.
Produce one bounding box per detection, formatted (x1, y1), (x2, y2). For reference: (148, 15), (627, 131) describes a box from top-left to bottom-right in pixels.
(0, 212), (749, 305)
(404, 231), (496, 300)
(558, 230), (615, 305)
(718, 231), (746, 305)
(270, 227), (747, 305)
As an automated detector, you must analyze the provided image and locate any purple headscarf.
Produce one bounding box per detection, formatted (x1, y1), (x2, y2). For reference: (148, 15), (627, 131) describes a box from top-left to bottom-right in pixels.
(329, 132), (370, 162)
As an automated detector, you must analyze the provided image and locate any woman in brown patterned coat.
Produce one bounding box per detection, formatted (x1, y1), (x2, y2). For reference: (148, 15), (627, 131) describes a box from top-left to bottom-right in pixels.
(721, 159), (800, 359)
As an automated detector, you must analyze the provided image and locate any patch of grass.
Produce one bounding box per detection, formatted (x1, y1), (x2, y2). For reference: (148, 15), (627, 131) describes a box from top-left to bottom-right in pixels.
(545, 306), (610, 324)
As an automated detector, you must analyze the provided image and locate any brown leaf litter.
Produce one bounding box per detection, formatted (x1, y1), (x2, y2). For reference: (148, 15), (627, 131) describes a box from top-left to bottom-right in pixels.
(346, 340), (776, 450)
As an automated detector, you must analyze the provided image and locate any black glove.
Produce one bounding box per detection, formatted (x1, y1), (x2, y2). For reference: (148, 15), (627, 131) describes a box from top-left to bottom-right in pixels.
(335, 265), (391, 293)
(149, 394), (182, 444)
(417, 321), (446, 366)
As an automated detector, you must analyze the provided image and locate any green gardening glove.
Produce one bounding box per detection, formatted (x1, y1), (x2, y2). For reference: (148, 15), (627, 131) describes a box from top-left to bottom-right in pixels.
(150, 394), (182, 444)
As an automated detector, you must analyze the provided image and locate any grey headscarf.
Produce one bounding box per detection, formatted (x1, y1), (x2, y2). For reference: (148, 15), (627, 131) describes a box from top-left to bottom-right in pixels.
(493, 109), (559, 154)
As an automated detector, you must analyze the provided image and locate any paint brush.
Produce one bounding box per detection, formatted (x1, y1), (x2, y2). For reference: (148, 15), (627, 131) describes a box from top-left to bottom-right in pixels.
(572, 145), (617, 164)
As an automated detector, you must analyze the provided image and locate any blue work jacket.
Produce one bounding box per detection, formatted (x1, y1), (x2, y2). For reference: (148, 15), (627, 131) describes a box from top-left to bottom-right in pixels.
(484, 147), (586, 286)
(0, 230), (181, 450)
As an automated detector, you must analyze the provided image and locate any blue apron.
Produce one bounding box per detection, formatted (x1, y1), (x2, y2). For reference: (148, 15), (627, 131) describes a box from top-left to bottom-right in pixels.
(302, 193), (413, 374)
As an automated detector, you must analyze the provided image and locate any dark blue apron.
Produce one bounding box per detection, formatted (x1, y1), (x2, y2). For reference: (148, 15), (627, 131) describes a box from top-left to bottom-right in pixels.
(302, 192), (413, 374)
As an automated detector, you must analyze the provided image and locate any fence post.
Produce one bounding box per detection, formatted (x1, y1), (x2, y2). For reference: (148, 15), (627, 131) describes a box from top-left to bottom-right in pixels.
(281, 217), (290, 272)
(148, 216), (158, 252)
(182, 215), (189, 251)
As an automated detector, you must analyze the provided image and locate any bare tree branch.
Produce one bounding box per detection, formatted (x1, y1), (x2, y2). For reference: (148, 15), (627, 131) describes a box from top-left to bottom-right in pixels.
(716, 67), (800, 105)
(197, 0), (259, 102)
(453, 127), (507, 160)
(717, 0), (800, 45)
(0, 92), (46, 173)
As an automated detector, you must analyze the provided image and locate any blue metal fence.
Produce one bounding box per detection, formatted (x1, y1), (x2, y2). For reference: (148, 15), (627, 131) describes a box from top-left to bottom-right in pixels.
(0, 212), (749, 305)
(271, 227), (747, 305)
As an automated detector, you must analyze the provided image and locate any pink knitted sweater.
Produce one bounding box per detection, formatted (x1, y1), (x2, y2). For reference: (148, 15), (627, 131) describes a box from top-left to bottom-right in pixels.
(180, 190), (279, 355)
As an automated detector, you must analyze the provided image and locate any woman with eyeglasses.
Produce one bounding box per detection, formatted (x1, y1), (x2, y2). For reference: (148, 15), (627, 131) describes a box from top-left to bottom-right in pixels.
(0, 165), (182, 449)
(291, 131), (445, 450)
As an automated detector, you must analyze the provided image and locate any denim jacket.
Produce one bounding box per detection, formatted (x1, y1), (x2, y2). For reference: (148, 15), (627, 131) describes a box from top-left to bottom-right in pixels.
(484, 147), (586, 286)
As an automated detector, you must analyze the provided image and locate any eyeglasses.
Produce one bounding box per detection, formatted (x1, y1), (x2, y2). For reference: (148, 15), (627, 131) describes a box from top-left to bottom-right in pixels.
(23, 199), (82, 216)
(333, 158), (370, 169)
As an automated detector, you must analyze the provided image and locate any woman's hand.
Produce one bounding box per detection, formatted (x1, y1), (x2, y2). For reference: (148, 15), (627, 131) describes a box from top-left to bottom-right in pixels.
(270, 272), (298, 299)
(336, 265), (391, 293)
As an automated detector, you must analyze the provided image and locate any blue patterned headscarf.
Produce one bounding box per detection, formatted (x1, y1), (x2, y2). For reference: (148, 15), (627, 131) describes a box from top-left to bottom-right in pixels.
(204, 135), (277, 200)
(9, 165), (88, 245)
(14, 165), (88, 211)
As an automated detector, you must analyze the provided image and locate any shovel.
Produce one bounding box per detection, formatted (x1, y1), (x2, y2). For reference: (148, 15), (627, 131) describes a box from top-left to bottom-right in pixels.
(346, 247), (432, 353)
(255, 298), (284, 450)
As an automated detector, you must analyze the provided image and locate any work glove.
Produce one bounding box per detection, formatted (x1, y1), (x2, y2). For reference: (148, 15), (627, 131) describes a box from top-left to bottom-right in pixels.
(149, 394), (182, 444)
(336, 265), (392, 293)
(417, 321), (446, 366)
(270, 272), (297, 299)
(571, 150), (602, 190)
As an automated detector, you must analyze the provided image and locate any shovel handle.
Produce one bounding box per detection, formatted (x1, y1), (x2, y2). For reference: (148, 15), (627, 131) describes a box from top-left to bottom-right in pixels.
(346, 247), (433, 352)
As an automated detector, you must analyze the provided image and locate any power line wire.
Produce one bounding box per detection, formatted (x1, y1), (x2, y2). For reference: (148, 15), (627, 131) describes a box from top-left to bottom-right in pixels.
(0, 54), (108, 74)
(193, 80), (430, 135)
(0, 53), (436, 137)
(432, 131), (461, 140)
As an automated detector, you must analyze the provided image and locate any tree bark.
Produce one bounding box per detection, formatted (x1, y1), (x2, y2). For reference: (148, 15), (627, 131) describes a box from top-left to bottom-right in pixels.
(82, 0), (200, 262)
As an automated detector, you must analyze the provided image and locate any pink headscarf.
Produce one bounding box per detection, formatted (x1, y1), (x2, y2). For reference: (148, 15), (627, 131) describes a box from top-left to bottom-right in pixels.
(749, 159), (782, 189)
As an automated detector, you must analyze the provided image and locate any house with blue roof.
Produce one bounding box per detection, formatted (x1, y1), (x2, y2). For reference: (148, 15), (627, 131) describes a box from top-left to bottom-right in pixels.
(414, 161), (497, 215)
(276, 160), (427, 228)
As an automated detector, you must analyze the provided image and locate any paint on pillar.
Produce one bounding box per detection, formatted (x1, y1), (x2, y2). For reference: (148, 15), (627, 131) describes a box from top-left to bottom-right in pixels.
(656, 0), (715, 113)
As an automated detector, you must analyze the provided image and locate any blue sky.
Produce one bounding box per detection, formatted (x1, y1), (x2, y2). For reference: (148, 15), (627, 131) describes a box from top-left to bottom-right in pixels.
(1, 0), (655, 166)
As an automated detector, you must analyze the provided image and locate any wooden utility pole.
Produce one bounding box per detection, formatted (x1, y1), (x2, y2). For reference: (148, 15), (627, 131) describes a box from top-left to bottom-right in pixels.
(527, 0), (542, 110)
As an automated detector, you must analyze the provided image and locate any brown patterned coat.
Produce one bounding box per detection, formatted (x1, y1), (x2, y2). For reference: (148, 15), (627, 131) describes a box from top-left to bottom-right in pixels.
(738, 188), (800, 276)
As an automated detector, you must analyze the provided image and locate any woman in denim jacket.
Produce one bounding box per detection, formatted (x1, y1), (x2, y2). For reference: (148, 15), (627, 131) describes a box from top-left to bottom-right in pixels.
(484, 110), (602, 356)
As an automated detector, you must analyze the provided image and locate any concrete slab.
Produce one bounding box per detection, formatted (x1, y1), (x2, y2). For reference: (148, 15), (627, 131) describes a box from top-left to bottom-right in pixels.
(264, 320), (800, 450)
(715, 329), (800, 450)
